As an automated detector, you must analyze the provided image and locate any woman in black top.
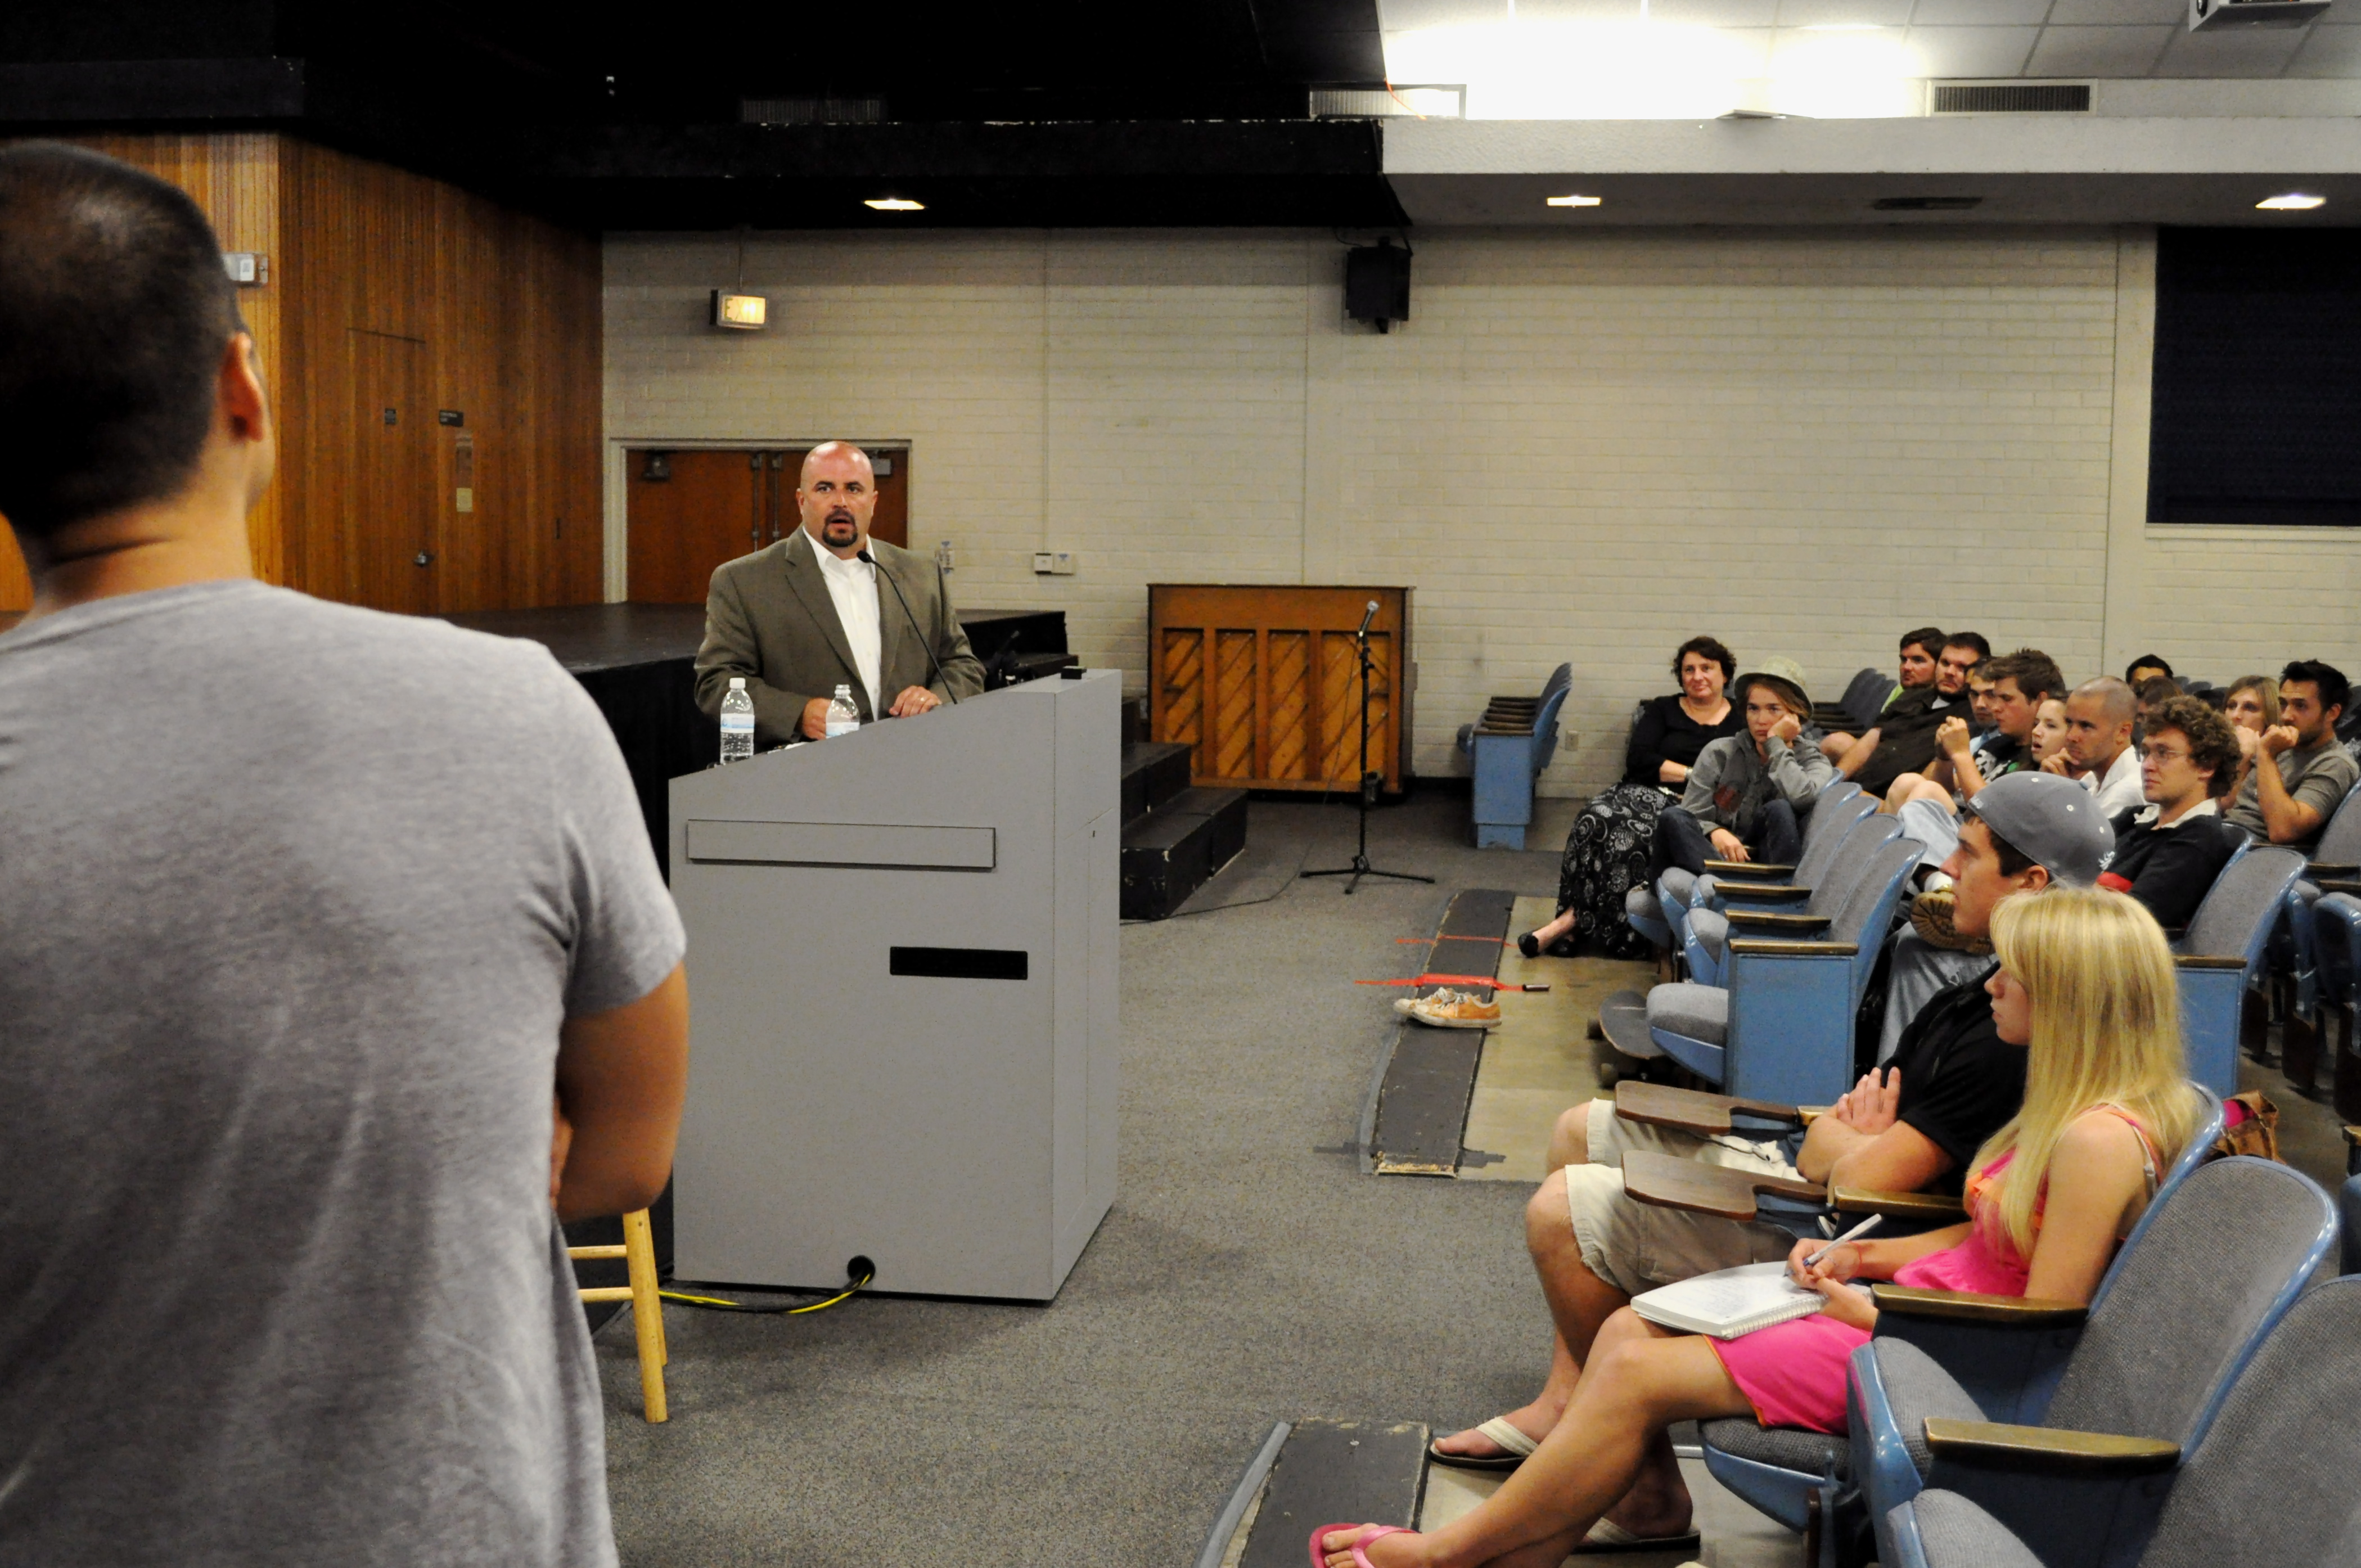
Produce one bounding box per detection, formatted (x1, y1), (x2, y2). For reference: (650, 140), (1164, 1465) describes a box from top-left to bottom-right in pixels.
(1522, 638), (1743, 958)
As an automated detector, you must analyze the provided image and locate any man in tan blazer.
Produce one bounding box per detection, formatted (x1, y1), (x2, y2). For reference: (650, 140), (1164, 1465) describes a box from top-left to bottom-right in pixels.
(693, 441), (983, 747)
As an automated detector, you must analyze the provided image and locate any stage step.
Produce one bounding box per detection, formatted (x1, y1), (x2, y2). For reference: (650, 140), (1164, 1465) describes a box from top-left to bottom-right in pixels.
(1120, 740), (1193, 826)
(1119, 786), (1249, 920)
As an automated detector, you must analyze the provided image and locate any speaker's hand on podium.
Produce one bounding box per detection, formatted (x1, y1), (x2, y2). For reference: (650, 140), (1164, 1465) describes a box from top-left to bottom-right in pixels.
(888, 686), (943, 717)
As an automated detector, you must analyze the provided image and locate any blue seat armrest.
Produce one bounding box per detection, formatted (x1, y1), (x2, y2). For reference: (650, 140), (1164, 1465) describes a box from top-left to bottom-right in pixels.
(1726, 911), (1832, 934)
(1719, 884), (1814, 907)
(1912, 1426), (2180, 1568)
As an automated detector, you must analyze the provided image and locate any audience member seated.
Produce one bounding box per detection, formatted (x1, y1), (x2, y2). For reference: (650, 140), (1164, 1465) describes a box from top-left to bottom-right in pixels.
(1332, 886), (2197, 1568)
(1882, 648), (2064, 880)
(2099, 695), (2245, 936)
(2126, 652), (2176, 688)
(1522, 638), (1742, 960)
(2224, 660), (2357, 853)
(2133, 675), (2179, 735)
(1428, 774), (2108, 1486)
(2220, 672), (2280, 799)
(1817, 625), (1945, 763)
(1648, 660), (1831, 881)
(2051, 677), (2144, 818)
(1829, 628), (1971, 796)
(2030, 693), (2070, 770)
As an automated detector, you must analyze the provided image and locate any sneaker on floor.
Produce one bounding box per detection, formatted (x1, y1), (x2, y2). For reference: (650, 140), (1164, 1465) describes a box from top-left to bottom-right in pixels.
(1403, 988), (1501, 1029)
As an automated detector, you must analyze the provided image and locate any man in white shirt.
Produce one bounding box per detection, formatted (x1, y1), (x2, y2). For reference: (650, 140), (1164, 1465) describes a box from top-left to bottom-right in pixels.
(2051, 677), (2144, 818)
(694, 441), (983, 745)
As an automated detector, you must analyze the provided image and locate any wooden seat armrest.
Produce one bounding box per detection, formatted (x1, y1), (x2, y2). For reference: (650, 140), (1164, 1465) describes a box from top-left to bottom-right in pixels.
(1920, 1418), (2179, 1477)
(1719, 883), (1813, 903)
(2305, 861), (2359, 878)
(1870, 1285), (2087, 1327)
(1729, 939), (1860, 958)
(1727, 911), (1833, 931)
(2315, 879), (2361, 898)
(1703, 860), (1794, 877)
(1830, 1187), (1967, 1220)
(1615, 1080), (1801, 1135)
(2174, 954), (2246, 971)
(1620, 1150), (1823, 1221)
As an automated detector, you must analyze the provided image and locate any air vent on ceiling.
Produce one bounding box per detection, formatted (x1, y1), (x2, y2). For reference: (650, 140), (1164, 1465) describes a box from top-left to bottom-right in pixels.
(1872, 196), (1984, 211)
(1310, 85), (1465, 119)
(742, 98), (885, 126)
(1931, 82), (2092, 114)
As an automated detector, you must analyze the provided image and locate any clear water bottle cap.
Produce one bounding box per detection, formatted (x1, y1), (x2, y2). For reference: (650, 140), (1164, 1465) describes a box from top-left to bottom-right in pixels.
(729, 676), (745, 690)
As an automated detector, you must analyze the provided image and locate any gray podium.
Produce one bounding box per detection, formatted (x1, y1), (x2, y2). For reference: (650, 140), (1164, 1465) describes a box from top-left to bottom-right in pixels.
(668, 670), (1120, 1302)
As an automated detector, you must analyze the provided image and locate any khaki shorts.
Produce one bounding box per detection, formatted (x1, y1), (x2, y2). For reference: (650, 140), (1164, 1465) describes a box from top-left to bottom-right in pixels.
(1562, 1097), (1797, 1297)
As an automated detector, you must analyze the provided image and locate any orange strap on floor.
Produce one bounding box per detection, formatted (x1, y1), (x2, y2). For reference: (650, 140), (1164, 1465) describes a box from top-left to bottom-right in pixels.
(1355, 973), (1504, 988)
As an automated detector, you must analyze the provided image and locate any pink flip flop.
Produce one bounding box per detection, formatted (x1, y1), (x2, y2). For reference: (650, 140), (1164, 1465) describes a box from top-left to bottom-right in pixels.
(1308, 1522), (1408, 1568)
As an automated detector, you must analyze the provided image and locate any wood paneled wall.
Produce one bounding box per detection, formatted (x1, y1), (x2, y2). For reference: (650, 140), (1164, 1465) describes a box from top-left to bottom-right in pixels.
(0, 133), (601, 616)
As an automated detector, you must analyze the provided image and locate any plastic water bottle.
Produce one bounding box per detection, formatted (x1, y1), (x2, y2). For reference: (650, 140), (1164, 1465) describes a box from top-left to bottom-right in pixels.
(719, 677), (755, 764)
(825, 683), (862, 738)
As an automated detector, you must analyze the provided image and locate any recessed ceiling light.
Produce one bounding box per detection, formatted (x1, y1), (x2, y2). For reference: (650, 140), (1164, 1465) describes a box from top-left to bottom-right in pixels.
(864, 197), (925, 211)
(2256, 192), (2326, 210)
(1546, 193), (1603, 208)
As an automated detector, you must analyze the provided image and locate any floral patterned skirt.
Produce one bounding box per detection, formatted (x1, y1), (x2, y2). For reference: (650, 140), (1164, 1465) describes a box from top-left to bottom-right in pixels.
(1557, 783), (1673, 960)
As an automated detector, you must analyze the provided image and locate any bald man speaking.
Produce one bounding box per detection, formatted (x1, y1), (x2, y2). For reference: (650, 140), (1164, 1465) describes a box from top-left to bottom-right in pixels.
(693, 441), (983, 746)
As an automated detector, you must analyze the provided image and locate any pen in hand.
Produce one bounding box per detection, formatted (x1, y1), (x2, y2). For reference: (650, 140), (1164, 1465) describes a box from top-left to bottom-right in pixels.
(1803, 1214), (1884, 1273)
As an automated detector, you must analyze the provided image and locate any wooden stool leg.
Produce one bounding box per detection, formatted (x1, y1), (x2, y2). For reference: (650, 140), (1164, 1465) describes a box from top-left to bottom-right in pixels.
(621, 1208), (668, 1423)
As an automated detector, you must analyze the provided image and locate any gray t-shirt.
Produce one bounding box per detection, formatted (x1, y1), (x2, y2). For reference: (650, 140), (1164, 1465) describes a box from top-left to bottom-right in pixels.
(2224, 736), (2361, 850)
(0, 582), (685, 1566)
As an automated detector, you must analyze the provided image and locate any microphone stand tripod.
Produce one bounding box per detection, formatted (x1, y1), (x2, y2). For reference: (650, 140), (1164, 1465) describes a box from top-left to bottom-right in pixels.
(1303, 607), (1432, 895)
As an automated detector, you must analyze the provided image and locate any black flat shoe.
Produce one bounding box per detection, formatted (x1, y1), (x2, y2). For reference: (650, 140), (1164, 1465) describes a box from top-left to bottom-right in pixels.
(1517, 930), (1543, 959)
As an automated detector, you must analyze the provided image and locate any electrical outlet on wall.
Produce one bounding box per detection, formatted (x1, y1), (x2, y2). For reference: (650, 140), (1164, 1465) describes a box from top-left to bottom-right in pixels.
(1031, 551), (1078, 575)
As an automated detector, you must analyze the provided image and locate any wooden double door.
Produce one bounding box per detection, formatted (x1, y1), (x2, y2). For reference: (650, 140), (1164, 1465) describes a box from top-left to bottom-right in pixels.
(626, 447), (910, 604)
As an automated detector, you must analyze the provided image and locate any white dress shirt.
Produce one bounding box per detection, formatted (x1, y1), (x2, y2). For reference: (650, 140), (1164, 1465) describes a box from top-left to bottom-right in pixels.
(2083, 744), (2146, 818)
(812, 539), (883, 716)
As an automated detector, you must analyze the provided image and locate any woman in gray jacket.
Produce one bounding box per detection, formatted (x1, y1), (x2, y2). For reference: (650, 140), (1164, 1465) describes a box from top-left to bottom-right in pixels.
(1650, 660), (1831, 878)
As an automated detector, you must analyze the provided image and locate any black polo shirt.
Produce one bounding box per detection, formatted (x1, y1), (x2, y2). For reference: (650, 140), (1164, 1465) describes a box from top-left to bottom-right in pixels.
(1885, 962), (2024, 1193)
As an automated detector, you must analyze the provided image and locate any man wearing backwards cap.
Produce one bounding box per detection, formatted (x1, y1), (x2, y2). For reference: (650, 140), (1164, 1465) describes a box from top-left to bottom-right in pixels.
(1430, 772), (2110, 1520)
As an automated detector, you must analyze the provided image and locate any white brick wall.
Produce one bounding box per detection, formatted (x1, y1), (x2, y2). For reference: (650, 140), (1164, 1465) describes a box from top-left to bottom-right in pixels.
(605, 224), (2361, 797)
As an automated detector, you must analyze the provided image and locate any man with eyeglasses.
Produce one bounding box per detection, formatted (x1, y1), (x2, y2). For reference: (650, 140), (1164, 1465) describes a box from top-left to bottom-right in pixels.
(2098, 695), (2247, 935)
(2224, 660), (2358, 853)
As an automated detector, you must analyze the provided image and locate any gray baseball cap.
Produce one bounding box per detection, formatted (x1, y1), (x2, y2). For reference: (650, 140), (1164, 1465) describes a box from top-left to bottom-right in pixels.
(1959, 771), (2116, 887)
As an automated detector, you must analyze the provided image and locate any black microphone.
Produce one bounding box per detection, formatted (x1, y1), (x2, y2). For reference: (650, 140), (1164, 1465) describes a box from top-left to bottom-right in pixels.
(1356, 599), (1378, 639)
(858, 547), (959, 708)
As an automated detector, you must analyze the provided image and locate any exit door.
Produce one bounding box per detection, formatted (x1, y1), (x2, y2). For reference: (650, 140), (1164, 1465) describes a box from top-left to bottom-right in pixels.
(625, 447), (911, 605)
(350, 330), (436, 614)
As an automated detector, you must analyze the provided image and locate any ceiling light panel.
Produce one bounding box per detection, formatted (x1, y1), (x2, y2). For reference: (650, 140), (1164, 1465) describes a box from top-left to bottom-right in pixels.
(2256, 192), (2327, 208)
(1546, 193), (1604, 205)
(864, 197), (925, 211)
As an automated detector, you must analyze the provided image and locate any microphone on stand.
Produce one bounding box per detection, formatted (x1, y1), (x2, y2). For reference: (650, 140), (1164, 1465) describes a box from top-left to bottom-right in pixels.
(858, 547), (959, 709)
(1356, 599), (1378, 640)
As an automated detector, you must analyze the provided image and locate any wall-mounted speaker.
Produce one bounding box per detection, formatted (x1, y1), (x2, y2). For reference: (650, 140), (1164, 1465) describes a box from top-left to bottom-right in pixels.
(1345, 241), (1411, 334)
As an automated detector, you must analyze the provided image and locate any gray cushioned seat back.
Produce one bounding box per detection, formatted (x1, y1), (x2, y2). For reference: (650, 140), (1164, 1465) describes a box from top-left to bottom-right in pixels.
(1698, 1418), (1849, 1479)
(1868, 1337), (1991, 1476)
(2311, 782), (2361, 868)
(1625, 884), (1660, 922)
(1828, 837), (1921, 950)
(2047, 1158), (2332, 1446)
(1795, 793), (1878, 886)
(1811, 814), (1903, 917)
(1842, 668), (1889, 729)
(1688, 907), (1730, 962)
(2138, 1277), (2361, 1568)
(2179, 845), (2303, 962)
(1660, 868), (1698, 907)
(1912, 1490), (2045, 1568)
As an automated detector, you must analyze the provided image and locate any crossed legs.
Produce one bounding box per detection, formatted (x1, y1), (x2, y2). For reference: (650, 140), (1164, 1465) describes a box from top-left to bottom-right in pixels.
(1319, 1311), (1752, 1568)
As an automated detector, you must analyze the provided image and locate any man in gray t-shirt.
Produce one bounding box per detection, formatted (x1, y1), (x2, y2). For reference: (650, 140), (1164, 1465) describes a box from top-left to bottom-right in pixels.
(0, 145), (688, 1566)
(2225, 661), (2358, 853)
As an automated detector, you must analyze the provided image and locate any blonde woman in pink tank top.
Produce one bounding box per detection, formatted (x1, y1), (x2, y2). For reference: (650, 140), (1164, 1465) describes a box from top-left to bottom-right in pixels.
(1315, 887), (2201, 1568)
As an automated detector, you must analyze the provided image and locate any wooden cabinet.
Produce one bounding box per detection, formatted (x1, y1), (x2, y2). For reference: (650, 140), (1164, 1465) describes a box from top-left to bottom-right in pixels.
(1148, 585), (1413, 794)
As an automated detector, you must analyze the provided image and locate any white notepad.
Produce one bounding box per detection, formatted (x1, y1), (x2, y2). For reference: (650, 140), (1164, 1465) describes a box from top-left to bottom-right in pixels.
(1630, 1261), (1827, 1340)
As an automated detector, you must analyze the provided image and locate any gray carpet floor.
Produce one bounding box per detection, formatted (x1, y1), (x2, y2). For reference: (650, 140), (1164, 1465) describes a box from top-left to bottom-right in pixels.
(600, 794), (1569, 1567)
